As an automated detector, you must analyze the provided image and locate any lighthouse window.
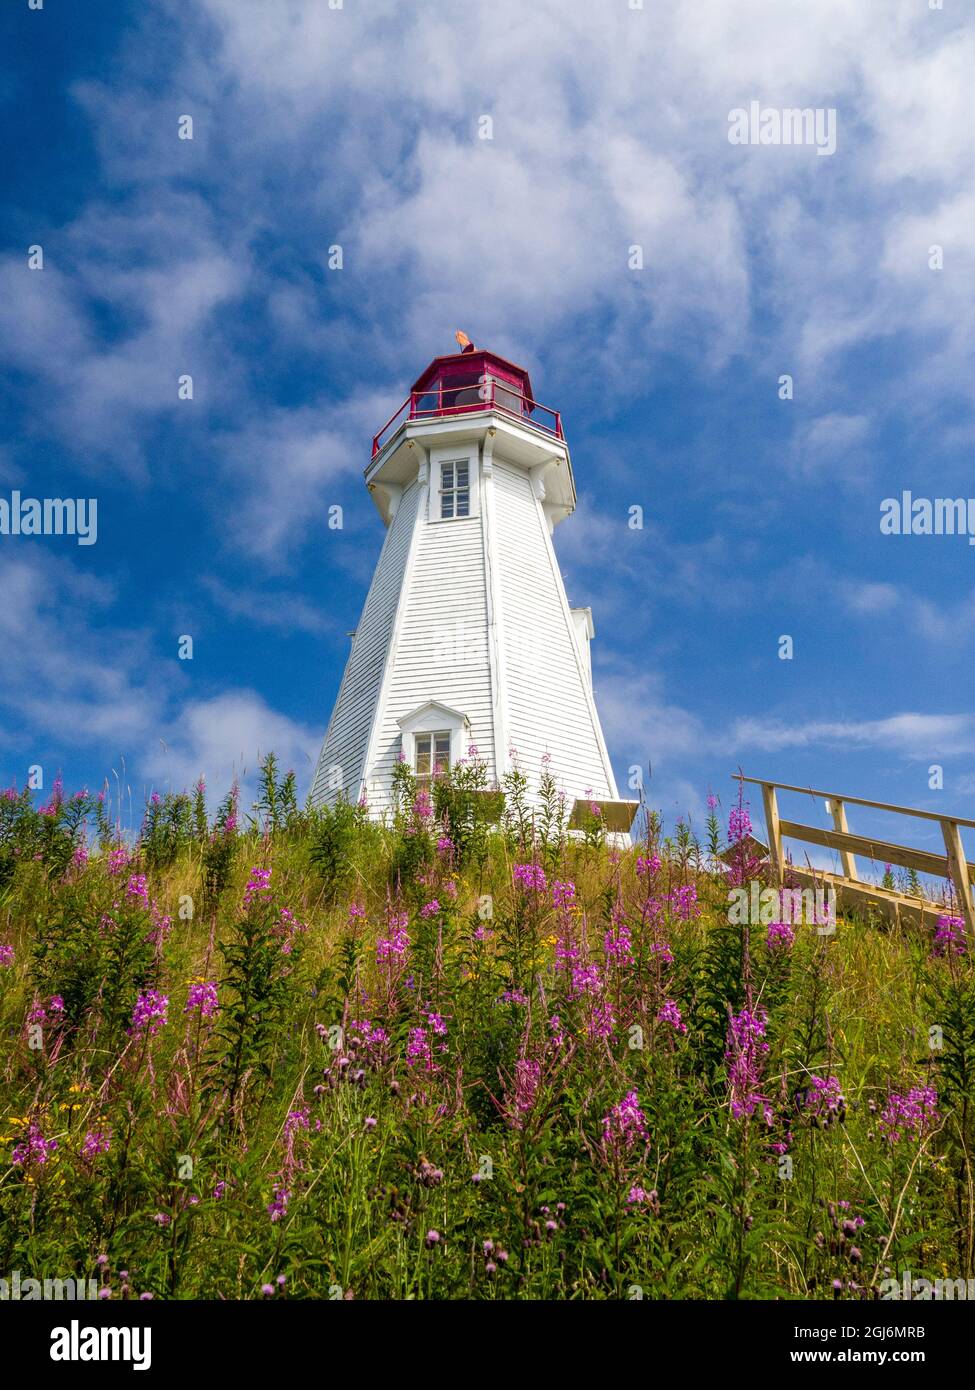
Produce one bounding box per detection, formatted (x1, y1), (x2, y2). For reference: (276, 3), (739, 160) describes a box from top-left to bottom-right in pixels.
(439, 460), (470, 519)
(415, 732), (451, 783)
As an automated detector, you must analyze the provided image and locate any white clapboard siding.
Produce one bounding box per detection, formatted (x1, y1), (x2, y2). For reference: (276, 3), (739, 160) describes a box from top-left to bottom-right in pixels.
(493, 460), (616, 800)
(311, 480), (420, 804)
(365, 508), (495, 816)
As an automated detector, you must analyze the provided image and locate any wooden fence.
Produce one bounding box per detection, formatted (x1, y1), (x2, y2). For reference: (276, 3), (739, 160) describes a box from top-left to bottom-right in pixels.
(734, 775), (975, 935)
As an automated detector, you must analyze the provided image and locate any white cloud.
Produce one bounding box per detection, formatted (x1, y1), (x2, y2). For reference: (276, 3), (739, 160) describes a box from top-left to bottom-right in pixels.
(729, 712), (975, 759)
(839, 579), (975, 645)
(146, 691), (318, 805)
(0, 551), (319, 802)
(792, 413), (872, 479)
(213, 390), (387, 561)
(595, 663), (710, 767)
(841, 581), (901, 616)
(0, 194), (247, 476)
(0, 552), (158, 757)
(594, 643), (975, 782)
(202, 576), (335, 636)
(4, 0), (973, 549)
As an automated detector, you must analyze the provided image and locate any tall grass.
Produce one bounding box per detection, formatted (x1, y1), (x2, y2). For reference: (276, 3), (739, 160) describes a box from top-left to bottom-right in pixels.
(0, 758), (971, 1300)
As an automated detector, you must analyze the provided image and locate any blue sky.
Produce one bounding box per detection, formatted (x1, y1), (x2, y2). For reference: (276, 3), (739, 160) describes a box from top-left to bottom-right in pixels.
(1, 0), (973, 866)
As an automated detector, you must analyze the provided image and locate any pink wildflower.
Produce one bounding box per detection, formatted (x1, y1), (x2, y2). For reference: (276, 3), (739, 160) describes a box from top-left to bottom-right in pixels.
(657, 999), (687, 1034)
(129, 990), (169, 1038)
(242, 866), (272, 910)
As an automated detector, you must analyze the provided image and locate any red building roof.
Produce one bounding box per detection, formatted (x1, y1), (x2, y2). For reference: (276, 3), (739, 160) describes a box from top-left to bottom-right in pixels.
(411, 348), (534, 402)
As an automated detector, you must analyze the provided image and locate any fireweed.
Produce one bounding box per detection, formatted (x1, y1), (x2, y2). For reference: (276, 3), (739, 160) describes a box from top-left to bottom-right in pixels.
(0, 765), (971, 1299)
(932, 914), (966, 959)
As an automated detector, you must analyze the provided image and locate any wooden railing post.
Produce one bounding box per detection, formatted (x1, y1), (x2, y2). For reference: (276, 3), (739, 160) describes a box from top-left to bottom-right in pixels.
(941, 819), (975, 937)
(826, 798), (859, 881)
(738, 774), (975, 931)
(762, 783), (783, 885)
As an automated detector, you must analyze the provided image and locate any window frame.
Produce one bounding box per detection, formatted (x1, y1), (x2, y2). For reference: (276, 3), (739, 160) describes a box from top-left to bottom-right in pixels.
(439, 458), (471, 520)
(414, 729), (452, 787)
(429, 446), (478, 523)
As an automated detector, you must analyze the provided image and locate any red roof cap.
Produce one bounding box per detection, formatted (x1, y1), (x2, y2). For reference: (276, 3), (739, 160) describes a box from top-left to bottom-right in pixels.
(411, 348), (534, 402)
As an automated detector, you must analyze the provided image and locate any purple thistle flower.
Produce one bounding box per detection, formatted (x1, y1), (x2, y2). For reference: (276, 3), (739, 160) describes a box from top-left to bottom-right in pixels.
(185, 981), (220, 1020)
(11, 1123), (58, 1168)
(932, 914), (966, 958)
(657, 999), (687, 1034)
(377, 912), (410, 962)
(602, 1089), (649, 1154)
(725, 1008), (772, 1124)
(81, 1130), (111, 1159)
(667, 883), (700, 921)
(242, 866), (272, 910)
(513, 863), (547, 892)
(267, 1184), (290, 1222)
(878, 1085), (939, 1143)
(552, 879), (576, 909)
(728, 805), (752, 844)
(129, 990), (169, 1038)
(766, 920), (795, 951)
(636, 853), (662, 878)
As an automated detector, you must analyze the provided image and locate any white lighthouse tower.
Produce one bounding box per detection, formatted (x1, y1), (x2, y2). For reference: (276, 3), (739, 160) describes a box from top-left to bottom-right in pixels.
(311, 339), (637, 833)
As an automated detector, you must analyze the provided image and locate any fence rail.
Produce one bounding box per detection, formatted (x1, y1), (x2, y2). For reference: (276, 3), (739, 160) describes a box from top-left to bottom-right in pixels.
(733, 774), (975, 934)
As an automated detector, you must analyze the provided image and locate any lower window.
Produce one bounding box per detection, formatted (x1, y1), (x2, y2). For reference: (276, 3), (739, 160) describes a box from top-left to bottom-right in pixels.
(416, 731), (451, 786)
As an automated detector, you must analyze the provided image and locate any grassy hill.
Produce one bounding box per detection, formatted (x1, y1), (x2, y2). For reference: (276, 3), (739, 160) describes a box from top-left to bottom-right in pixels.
(1, 756), (972, 1300)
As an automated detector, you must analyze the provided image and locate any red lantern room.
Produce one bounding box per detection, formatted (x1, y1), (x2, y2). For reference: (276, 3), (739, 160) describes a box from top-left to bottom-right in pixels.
(372, 336), (563, 458)
(411, 346), (534, 419)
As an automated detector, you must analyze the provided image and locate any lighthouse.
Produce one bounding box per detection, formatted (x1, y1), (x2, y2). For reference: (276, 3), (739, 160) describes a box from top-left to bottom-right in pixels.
(311, 340), (637, 833)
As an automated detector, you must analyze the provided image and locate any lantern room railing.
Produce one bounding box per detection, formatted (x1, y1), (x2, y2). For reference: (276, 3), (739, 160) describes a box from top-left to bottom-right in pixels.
(372, 378), (563, 458)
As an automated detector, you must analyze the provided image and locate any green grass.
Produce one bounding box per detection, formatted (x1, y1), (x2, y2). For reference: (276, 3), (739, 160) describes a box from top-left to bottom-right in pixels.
(0, 768), (972, 1301)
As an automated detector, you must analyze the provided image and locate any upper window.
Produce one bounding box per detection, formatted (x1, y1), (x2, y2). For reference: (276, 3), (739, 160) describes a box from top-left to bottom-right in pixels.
(416, 731), (451, 785)
(439, 459), (470, 519)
